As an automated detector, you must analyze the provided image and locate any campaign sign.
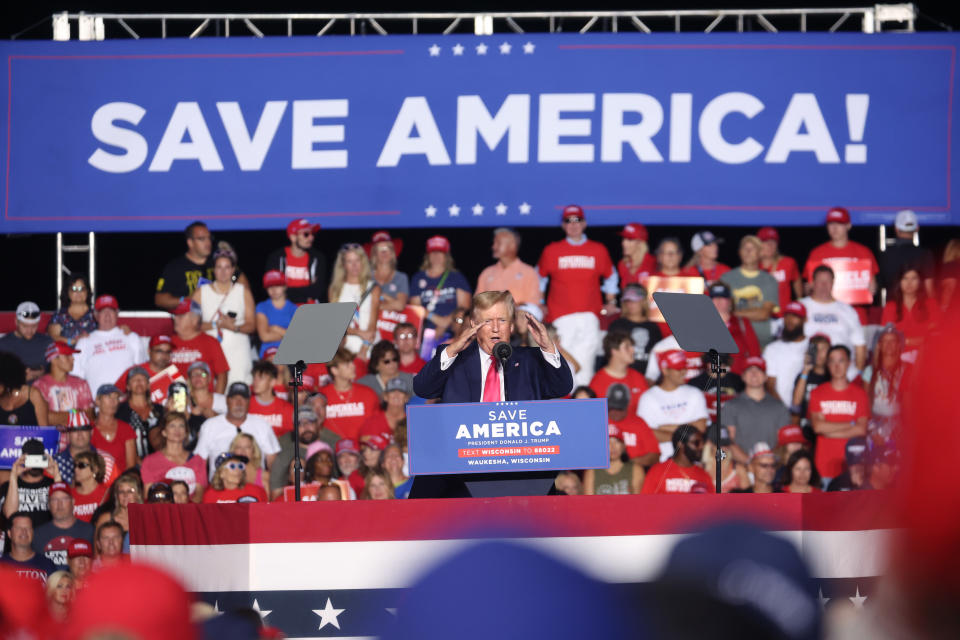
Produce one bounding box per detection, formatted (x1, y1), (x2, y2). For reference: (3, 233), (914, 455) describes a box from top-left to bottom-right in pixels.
(0, 426), (61, 469)
(824, 258), (875, 305)
(407, 398), (608, 475)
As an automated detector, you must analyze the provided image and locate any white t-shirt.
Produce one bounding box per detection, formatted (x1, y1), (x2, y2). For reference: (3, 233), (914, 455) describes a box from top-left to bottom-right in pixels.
(637, 384), (709, 462)
(799, 297), (865, 351)
(194, 413), (281, 479)
(643, 336), (702, 382)
(762, 338), (808, 408)
(72, 327), (146, 395)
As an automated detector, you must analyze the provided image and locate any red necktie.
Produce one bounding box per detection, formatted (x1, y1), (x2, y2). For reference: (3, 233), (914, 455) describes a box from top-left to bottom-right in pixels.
(483, 358), (501, 402)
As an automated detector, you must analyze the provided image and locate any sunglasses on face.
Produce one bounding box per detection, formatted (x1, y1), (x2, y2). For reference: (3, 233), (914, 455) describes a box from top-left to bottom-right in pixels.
(563, 217), (584, 224)
(396, 333), (415, 340)
(226, 462), (246, 471)
(298, 231), (315, 238)
(18, 311), (40, 320)
(380, 357), (397, 364)
(341, 243), (362, 251)
(76, 462), (90, 470)
(70, 285), (86, 292)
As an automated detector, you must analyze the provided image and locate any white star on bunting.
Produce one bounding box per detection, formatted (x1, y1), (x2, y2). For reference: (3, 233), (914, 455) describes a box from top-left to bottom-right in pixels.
(499, 42), (512, 55)
(523, 42), (535, 54)
(476, 42), (488, 55)
(518, 202), (532, 214)
(495, 202), (508, 215)
(428, 44), (441, 57)
(313, 597), (345, 630)
(849, 586), (867, 609)
(817, 588), (830, 609)
(425, 205), (437, 218)
(448, 204), (461, 217)
(251, 599), (272, 621)
(472, 203), (484, 216)
(452, 43), (464, 56)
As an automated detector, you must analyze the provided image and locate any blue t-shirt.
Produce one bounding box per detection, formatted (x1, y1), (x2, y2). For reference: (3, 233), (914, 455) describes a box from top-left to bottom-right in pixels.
(411, 270), (471, 328)
(394, 477), (414, 499)
(379, 271), (410, 300)
(256, 299), (298, 357)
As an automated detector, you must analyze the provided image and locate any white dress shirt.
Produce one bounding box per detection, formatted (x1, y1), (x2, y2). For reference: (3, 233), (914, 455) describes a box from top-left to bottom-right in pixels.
(440, 344), (562, 400)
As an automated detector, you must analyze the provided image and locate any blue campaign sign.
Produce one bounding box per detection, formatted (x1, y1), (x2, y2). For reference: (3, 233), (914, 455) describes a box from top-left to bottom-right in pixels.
(1, 32), (958, 233)
(0, 426), (61, 469)
(407, 398), (608, 475)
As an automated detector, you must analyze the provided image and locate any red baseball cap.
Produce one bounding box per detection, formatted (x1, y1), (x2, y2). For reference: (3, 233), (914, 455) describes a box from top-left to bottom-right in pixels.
(607, 424), (624, 442)
(825, 207), (851, 224)
(45, 342), (80, 362)
(172, 299), (201, 316)
(336, 438), (360, 456)
(658, 349), (687, 371)
(782, 301), (806, 319)
(426, 235), (450, 253)
(368, 230), (404, 257)
(365, 434), (389, 451)
(300, 374), (317, 391)
(286, 218), (320, 236)
(150, 334), (173, 349)
(562, 205), (585, 221)
(262, 269), (286, 288)
(743, 356), (766, 373)
(262, 346), (279, 361)
(777, 425), (809, 447)
(49, 482), (71, 497)
(618, 223), (648, 241)
(94, 295), (118, 311)
(757, 227), (779, 242)
(67, 538), (94, 559)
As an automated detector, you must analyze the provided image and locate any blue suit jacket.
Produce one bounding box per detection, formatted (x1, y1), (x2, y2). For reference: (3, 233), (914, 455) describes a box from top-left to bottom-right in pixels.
(413, 342), (573, 403)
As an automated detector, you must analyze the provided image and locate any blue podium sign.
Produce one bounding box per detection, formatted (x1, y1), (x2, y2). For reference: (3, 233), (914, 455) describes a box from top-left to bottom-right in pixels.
(0, 426), (61, 469)
(406, 399), (608, 476)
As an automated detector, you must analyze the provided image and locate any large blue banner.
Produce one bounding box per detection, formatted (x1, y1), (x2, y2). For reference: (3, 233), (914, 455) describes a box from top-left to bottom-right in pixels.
(0, 426), (60, 469)
(1, 33), (958, 232)
(407, 398), (608, 475)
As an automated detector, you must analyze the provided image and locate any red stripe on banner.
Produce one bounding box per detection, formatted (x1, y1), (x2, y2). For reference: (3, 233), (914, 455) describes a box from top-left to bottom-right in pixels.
(129, 492), (899, 546)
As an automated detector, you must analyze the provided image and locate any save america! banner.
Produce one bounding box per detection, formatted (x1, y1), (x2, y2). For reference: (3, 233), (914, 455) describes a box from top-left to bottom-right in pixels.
(1, 32), (957, 232)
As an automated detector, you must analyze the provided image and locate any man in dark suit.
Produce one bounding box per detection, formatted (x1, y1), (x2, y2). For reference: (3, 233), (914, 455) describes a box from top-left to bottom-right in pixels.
(410, 290), (574, 498)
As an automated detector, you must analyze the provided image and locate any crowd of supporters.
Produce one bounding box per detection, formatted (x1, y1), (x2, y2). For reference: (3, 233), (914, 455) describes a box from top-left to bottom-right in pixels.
(0, 206), (957, 626)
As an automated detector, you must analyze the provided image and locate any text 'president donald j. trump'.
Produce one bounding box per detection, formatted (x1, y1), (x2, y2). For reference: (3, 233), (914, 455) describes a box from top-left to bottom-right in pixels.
(413, 290), (574, 404)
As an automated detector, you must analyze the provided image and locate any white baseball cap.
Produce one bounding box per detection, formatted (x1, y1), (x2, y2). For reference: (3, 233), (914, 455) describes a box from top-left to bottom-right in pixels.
(894, 210), (918, 233)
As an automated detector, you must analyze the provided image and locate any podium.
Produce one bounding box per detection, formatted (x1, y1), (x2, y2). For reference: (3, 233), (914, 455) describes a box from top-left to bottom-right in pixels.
(406, 398), (608, 498)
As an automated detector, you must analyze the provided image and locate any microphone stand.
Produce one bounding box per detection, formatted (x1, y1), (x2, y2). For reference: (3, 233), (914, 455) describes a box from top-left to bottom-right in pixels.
(291, 360), (305, 502)
(709, 349), (725, 495)
(493, 341), (513, 402)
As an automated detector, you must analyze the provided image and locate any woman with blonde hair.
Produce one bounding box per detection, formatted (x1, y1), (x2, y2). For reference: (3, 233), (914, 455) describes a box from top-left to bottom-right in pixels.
(360, 468), (394, 500)
(368, 231), (409, 312)
(46, 570), (74, 622)
(229, 432), (268, 489)
(202, 452), (268, 503)
(192, 241), (255, 385)
(329, 243), (381, 357)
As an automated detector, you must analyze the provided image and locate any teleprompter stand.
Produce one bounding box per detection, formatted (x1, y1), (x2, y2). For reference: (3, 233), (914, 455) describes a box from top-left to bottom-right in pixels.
(653, 292), (739, 494)
(273, 302), (356, 501)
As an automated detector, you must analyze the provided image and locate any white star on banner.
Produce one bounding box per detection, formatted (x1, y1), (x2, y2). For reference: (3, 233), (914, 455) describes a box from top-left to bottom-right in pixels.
(428, 44), (441, 57)
(476, 42), (488, 55)
(452, 43), (464, 56)
(448, 204), (461, 217)
(523, 42), (536, 54)
(495, 202), (508, 215)
(472, 203), (484, 215)
(518, 202), (532, 214)
(817, 588), (830, 610)
(849, 586), (867, 609)
(425, 205), (437, 217)
(251, 599), (272, 621)
(499, 42), (512, 55)
(313, 598), (345, 630)
(213, 601), (221, 614)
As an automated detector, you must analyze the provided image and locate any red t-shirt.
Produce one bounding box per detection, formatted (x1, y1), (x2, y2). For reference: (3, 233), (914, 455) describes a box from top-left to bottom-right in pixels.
(808, 382), (870, 478)
(641, 460), (714, 494)
(283, 247), (313, 289)
(880, 299), (942, 348)
(248, 396), (295, 439)
(72, 484), (108, 522)
(727, 316), (761, 375)
(359, 411), (394, 442)
(803, 241), (879, 282)
(617, 253), (657, 287)
(305, 359), (369, 389)
(611, 414), (659, 461)
(320, 383), (380, 441)
(762, 255), (801, 310)
(538, 239), (614, 321)
(399, 356), (427, 375)
(90, 420), (136, 470)
(589, 368), (649, 417)
(680, 263), (731, 284)
(202, 484), (268, 503)
(170, 334), (230, 381)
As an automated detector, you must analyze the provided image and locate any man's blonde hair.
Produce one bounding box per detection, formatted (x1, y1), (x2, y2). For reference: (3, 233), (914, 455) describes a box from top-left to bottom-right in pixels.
(470, 290), (515, 323)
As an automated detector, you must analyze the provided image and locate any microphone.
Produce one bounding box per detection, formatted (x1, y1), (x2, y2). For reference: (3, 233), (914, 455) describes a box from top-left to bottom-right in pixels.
(492, 341), (513, 364)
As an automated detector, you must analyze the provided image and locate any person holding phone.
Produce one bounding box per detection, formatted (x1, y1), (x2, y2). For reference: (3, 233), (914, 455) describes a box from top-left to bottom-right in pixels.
(761, 301), (811, 408)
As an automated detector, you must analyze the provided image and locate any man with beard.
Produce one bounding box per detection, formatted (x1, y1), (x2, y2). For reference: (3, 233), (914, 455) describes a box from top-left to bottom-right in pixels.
(641, 424), (713, 494)
(265, 218), (328, 304)
(268, 402), (340, 500)
(762, 301), (809, 407)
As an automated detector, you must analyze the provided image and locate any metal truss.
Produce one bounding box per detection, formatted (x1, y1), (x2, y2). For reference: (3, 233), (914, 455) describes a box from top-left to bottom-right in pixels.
(51, 5), (918, 41)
